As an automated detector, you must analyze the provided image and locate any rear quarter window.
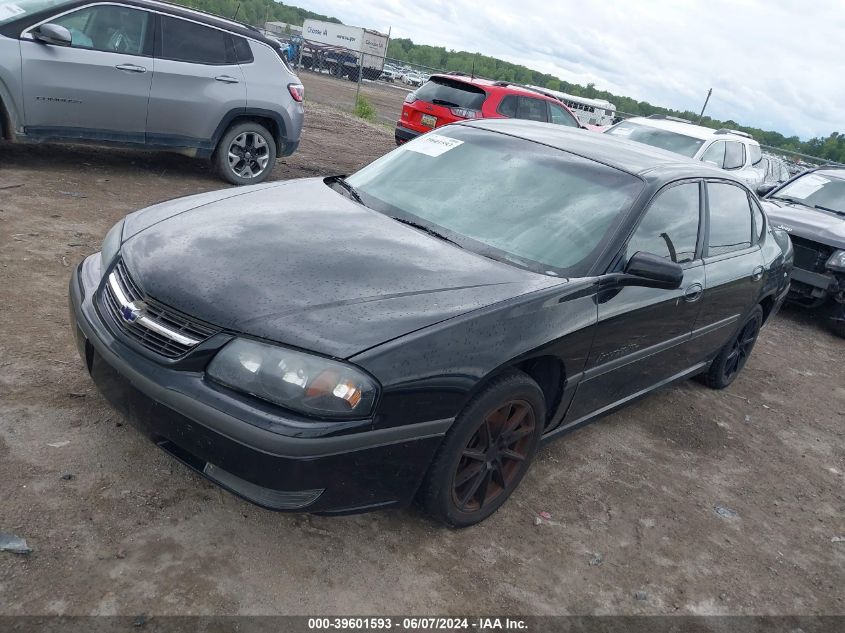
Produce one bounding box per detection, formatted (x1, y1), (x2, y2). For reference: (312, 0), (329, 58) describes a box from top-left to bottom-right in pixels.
(231, 35), (253, 63)
(414, 78), (486, 110)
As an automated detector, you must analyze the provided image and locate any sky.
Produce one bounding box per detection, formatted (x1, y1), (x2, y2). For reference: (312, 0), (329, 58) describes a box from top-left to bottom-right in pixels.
(290, 0), (843, 140)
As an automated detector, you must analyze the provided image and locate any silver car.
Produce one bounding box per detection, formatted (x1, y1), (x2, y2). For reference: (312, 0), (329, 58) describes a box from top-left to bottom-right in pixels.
(0, 0), (304, 184)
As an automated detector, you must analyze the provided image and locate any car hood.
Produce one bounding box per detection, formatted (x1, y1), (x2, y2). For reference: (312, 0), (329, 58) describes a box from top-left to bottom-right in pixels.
(761, 198), (845, 249)
(120, 179), (562, 358)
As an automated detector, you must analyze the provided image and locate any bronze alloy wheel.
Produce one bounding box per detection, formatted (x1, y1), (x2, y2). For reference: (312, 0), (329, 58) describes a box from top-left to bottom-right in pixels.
(451, 400), (536, 514)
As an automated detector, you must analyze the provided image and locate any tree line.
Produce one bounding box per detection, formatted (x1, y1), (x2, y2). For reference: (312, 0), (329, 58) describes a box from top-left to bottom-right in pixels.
(173, 0), (843, 164)
(172, 0), (338, 30)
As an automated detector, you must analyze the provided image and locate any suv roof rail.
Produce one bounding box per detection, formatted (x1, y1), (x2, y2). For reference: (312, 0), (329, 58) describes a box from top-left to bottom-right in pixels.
(646, 114), (694, 124)
(715, 128), (754, 139)
(446, 71), (469, 76)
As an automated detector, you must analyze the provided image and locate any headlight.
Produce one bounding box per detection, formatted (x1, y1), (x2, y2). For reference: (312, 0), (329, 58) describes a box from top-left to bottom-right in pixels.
(207, 338), (379, 419)
(101, 219), (125, 268)
(827, 250), (845, 272)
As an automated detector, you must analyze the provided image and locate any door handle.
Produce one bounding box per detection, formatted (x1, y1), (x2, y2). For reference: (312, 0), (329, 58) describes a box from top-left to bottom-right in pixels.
(215, 75), (240, 84)
(683, 282), (704, 303)
(115, 63), (147, 73)
(752, 266), (764, 281)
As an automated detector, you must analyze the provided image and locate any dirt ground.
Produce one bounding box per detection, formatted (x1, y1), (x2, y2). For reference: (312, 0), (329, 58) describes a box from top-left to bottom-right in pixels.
(0, 102), (843, 617)
(300, 70), (412, 125)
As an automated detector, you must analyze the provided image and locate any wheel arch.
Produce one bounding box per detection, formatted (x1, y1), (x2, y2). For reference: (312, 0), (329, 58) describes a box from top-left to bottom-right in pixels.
(759, 293), (776, 324)
(461, 354), (567, 430)
(0, 80), (19, 141)
(212, 109), (289, 158)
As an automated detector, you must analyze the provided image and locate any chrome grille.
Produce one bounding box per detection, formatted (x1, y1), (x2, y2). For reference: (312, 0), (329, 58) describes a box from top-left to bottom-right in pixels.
(102, 260), (219, 358)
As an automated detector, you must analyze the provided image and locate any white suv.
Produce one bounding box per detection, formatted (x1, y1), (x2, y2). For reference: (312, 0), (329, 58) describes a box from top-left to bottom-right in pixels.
(605, 115), (765, 189)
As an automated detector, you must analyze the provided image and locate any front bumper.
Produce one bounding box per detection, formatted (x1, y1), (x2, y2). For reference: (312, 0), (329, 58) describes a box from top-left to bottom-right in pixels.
(69, 255), (449, 514)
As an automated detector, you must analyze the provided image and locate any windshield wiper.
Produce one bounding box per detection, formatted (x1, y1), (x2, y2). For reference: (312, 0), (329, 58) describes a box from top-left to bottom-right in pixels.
(431, 99), (460, 107)
(770, 195), (807, 206)
(391, 216), (461, 246)
(814, 204), (845, 216)
(326, 175), (364, 205)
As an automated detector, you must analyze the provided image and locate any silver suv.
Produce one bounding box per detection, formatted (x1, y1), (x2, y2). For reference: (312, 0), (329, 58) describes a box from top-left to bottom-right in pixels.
(605, 115), (766, 190)
(0, 0), (304, 184)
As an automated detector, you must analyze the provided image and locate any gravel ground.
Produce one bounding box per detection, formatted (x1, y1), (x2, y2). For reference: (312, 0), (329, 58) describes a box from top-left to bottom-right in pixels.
(0, 102), (843, 616)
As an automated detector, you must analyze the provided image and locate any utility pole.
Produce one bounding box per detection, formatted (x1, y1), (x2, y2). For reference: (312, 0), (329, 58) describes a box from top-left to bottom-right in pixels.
(698, 88), (712, 123)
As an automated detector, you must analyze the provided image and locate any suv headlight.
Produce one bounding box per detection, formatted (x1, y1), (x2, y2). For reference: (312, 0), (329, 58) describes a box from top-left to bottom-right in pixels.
(101, 219), (125, 268)
(207, 338), (379, 419)
(827, 249), (845, 272)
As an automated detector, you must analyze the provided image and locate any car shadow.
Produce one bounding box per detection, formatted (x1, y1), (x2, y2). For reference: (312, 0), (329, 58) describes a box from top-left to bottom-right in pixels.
(0, 140), (220, 183)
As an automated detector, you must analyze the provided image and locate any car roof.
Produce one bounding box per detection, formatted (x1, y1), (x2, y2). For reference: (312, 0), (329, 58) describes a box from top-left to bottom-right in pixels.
(458, 118), (741, 182)
(622, 117), (759, 144)
(10, 0), (281, 48)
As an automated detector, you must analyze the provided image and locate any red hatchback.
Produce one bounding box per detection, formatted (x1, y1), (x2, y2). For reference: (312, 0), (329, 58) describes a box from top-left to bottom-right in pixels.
(395, 74), (581, 145)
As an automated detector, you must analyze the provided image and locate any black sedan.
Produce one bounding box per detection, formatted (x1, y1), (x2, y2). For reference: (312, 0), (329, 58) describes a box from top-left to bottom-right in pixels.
(69, 120), (793, 527)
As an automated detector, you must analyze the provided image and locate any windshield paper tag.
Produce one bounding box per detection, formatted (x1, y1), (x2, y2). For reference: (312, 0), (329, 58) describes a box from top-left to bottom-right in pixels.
(406, 134), (464, 157)
(787, 174), (829, 198)
(0, 4), (25, 19)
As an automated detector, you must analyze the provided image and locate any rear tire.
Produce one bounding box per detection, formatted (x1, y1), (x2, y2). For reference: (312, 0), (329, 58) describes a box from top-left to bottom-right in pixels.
(703, 305), (763, 389)
(421, 371), (545, 528)
(214, 121), (276, 186)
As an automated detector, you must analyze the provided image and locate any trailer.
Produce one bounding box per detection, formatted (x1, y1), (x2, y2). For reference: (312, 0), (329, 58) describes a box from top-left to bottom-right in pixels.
(299, 19), (389, 81)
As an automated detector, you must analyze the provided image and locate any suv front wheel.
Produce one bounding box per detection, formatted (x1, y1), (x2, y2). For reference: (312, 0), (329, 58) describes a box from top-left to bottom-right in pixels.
(214, 121), (277, 185)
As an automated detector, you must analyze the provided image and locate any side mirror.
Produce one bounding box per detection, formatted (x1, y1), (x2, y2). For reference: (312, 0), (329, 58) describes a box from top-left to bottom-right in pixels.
(756, 184), (775, 197)
(32, 23), (72, 47)
(619, 252), (684, 289)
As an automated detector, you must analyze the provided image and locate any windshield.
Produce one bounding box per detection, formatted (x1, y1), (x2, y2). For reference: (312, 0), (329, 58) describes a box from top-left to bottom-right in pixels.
(345, 126), (643, 276)
(0, 0), (73, 24)
(773, 170), (845, 216)
(605, 121), (705, 158)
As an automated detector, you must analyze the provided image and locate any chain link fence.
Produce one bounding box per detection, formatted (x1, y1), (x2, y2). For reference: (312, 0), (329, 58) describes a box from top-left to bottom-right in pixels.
(260, 30), (844, 171)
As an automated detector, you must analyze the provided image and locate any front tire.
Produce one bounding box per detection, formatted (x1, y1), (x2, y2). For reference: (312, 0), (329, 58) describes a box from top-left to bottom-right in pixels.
(703, 305), (763, 389)
(421, 371), (545, 528)
(214, 122), (276, 186)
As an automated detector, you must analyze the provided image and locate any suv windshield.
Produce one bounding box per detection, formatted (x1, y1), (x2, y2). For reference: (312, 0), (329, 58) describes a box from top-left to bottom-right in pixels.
(414, 77), (486, 110)
(346, 126), (643, 276)
(606, 121), (705, 157)
(0, 0), (73, 24)
(772, 170), (845, 216)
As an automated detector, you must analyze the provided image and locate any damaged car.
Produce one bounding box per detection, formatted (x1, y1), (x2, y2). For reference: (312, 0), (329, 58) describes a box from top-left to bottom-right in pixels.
(69, 120), (793, 527)
(759, 167), (845, 337)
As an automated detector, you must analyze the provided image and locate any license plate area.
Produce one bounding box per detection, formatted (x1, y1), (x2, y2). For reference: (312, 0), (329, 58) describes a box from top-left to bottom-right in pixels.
(420, 113), (437, 128)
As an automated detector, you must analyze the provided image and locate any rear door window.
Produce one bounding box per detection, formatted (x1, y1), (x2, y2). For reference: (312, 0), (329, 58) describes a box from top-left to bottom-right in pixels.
(414, 77), (486, 110)
(749, 143), (762, 166)
(706, 182), (753, 256)
(724, 142), (746, 170)
(158, 16), (230, 65)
